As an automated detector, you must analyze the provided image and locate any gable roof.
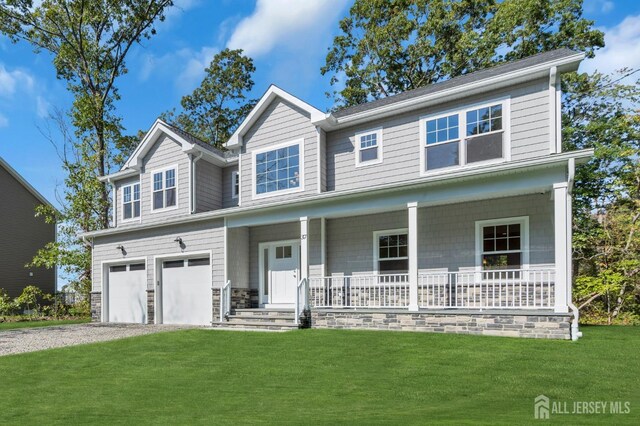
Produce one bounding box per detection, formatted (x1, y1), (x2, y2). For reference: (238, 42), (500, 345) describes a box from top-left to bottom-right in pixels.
(332, 49), (583, 120)
(0, 156), (54, 208)
(119, 119), (228, 173)
(225, 85), (325, 149)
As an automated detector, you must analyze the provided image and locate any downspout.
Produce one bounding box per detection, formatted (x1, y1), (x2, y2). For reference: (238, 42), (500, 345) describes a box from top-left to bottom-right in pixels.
(190, 152), (204, 214)
(566, 158), (582, 340)
(549, 66), (558, 154)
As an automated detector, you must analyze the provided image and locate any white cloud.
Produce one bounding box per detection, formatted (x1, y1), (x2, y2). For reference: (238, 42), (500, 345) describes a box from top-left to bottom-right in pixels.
(164, 0), (201, 22)
(0, 64), (34, 97)
(227, 0), (349, 57)
(139, 46), (218, 92)
(36, 96), (50, 118)
(581, 15), (640, 78)
(584, 0), (614, 13)
(0, 113), (8, 127)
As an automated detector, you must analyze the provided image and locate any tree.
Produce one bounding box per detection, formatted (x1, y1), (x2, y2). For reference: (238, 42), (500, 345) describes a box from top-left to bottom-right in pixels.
(322, 0), (604, 107)
(162, 48), (256, 147)
(0, 0), (174, 297)
(562, 70), (640, 324)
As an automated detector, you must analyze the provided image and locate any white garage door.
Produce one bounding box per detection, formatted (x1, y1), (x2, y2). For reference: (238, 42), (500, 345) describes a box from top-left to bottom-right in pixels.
(108, 263), (147, 324)
(161, 257), (211, 325)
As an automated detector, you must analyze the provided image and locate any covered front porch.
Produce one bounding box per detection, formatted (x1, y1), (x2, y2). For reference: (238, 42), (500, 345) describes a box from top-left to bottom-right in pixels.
(217, 162), (576, 338)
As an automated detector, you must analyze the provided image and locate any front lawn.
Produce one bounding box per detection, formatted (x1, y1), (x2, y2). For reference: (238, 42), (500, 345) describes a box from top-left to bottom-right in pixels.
(0, 326), (637, 424)
(0, 318), (90, 330)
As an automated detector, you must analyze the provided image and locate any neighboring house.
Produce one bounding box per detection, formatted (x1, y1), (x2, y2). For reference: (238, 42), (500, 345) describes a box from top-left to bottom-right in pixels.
(83, 49), (593, 340)
(0, 156), (56, 297)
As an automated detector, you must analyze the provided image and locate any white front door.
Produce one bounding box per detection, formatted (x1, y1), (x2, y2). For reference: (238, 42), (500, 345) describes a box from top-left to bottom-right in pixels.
(262, 241), (299, 307)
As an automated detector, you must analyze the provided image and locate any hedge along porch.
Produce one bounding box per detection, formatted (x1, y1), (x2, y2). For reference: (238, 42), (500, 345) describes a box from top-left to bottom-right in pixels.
(219, 159), (578, 339)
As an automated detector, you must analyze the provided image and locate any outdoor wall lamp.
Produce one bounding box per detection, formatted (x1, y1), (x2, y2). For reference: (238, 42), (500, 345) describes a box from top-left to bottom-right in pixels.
(116, 245), (126, 255)
(174, 237), (183, 245)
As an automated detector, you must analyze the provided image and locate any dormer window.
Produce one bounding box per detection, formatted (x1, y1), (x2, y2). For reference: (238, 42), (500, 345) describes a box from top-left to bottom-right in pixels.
(253, 140), (303, 197)
(122, 183), (140, 220)
(152, 167), (177, 210)
(421, 99), (509, 173)
(355, 128), (383, 167)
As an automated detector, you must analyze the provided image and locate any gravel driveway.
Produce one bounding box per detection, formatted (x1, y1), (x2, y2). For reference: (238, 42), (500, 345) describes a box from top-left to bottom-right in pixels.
(0, 323), (191, 356)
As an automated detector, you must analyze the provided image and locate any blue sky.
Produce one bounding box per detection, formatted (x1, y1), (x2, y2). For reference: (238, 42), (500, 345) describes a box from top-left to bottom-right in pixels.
(0, 0), (639, 209)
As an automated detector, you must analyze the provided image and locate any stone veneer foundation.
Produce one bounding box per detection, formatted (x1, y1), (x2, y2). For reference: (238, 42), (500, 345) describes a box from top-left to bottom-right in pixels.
(310, 309), (572, 339)
(90, 291), (101, 322)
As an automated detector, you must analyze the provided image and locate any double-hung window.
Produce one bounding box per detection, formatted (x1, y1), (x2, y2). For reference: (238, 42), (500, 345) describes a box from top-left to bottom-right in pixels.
(122, 183), (140, 220)
(355, 128), (383, 166)
(152, 167), (177, 210)
(254, 142), (301, 196)
(375, 230), (408, 274)
(476, 217), (528, 278)
(422, 100), (507, 172)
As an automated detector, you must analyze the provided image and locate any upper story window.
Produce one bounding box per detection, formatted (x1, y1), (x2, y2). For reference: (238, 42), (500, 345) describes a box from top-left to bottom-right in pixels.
(231, 171), (239, 199)
(421, 99), (509, 173)
(152, 167), (177, 210)
(355, 128), (383, 167)
(122, 183), (140, 220)
(374, 229), (408, 274)
(254, 141), (302, 197)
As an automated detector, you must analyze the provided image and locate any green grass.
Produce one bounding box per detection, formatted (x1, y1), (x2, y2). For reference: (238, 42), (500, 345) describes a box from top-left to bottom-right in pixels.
(0, 318), (90, 330)
(0, 326), (638, 425)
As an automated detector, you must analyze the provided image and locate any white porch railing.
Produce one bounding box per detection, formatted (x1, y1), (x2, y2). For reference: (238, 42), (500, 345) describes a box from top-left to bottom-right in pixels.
(219, 280), (231, 322)
(309, 274), (410, 308)
(295, 278), (309, 326)
(307, 269), (555, 310)
(418, 269), (555, 309)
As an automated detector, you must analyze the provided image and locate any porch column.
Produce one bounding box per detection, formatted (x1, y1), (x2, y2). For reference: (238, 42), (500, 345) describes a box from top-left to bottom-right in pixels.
(300, 217), (309, 282)
(408, 202), (419, 311)
(553, 183), (569, 313)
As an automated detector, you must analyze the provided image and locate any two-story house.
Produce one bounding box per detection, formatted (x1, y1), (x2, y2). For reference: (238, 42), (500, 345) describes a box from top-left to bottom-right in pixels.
(83, 49), (593, 339)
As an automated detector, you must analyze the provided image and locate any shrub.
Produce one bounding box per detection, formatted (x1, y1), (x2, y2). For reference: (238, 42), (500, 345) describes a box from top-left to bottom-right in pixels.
(16, 286), (46, 315)
(0, 289), (18, 316)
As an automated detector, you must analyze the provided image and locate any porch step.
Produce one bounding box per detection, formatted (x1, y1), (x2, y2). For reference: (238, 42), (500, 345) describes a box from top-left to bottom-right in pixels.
(212, 321), (299, 331)
(232, 308), (296, 319)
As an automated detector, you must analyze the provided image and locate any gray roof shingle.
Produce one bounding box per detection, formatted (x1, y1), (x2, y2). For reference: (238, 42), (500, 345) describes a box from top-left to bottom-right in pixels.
(333, 48), (581, 118)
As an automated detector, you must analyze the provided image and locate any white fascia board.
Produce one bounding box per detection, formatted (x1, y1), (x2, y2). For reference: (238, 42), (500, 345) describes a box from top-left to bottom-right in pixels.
(82, 148), (593, 239)
(98, 168), (140, 183)
(317, 53), (585, 130)
(225, 85), (325, 149)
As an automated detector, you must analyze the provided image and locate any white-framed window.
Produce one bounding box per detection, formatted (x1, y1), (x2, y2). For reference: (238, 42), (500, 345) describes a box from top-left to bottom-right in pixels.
(252, 140), (304, 198)
(373, 229), (408, 274)
(151, 166), (177, 210)
(231, 170), (239, 199)
(355, 127), (383, 167)
(420, 98), (510, 174)
(122, 182), (140, 221)
(475, 216), (529, 274)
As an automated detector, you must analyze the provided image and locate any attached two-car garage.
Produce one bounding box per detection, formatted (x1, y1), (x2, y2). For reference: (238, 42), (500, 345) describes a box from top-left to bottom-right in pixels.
(104, 255), (212, 326)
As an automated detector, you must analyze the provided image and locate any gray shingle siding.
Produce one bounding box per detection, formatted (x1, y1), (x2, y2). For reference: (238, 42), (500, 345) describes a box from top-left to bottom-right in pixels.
(240, 98), (318, 206)
(195, 159), (222, 213)
(326, 78), (551, 192)
(325, 193), (554, 276)
(140, 136), (190, 222)
(92, 219), (225, 293)
(0, 165), (55, 297)
(222, 165), (238, 208)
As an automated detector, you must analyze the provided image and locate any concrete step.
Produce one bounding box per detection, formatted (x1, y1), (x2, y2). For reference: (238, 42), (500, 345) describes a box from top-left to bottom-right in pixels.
(212, 321), (298, 331)
(232, 309), (296, 318)
(226, 316), (296, 325)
